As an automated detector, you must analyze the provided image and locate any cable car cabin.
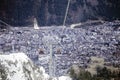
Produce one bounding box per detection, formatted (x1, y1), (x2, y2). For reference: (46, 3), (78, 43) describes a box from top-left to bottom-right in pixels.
(56, 48), (61, 54)
(38, 48), (44, 55)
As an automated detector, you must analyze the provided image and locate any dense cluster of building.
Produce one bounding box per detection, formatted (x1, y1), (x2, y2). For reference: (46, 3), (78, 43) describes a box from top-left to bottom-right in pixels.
(0, 21), (120, 76)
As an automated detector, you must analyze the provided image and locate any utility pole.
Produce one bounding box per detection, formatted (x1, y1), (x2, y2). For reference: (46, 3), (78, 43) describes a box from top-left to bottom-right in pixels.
(12, 40), (15, 53)
(12, 31), (15, 53)
(42, 36), (58, 78)
(49, 43), (55, 77)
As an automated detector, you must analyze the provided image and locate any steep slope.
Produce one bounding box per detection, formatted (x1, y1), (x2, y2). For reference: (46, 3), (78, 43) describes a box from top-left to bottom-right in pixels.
(0, 0), (120, 26)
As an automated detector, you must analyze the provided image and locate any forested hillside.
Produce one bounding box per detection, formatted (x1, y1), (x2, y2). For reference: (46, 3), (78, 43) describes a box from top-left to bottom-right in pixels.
(0, 0), (120, 26)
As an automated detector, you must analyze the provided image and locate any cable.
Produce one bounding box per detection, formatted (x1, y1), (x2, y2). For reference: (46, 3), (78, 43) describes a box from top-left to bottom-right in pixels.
(63, 0), (71, 26)
(0, 19), (12, 27)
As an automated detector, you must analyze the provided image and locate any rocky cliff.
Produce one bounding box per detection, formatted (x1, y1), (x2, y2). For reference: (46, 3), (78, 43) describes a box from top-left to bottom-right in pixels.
(0, 0), (120, 26)
(0, 53), (50, 80)
(0, 53), (71, 80)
